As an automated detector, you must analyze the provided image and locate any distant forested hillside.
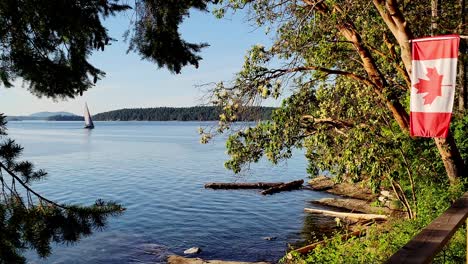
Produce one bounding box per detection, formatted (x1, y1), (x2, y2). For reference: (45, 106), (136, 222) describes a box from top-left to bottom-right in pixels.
(47, 115), (84, 121)
(93, 106), (274, 121)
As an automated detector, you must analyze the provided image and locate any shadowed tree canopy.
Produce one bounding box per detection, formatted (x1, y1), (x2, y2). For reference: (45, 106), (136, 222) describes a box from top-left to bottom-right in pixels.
(0, 0), (217, 99)
(126, 0), (219, 74)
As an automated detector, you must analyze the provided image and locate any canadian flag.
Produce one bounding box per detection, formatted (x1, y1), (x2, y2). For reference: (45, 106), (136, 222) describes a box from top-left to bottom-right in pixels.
(410, 35), (460, 138)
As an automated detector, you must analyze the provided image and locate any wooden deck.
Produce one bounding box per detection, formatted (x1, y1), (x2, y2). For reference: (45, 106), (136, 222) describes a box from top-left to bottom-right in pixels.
(386, 192), (468, 263)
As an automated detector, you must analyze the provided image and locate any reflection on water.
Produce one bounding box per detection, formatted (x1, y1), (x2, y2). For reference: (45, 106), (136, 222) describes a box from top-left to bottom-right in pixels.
(7, 121), (338, 263)
(290, 214), (339, 250)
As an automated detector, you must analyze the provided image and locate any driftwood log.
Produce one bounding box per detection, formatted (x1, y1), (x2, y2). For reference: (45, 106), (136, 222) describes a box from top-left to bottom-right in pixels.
(288, 229), (367, 257)
(205, 180), (304, 195)
(204, 182), (284, 190)
(304, 208), (388, 221)
(261, 180), (304, 195)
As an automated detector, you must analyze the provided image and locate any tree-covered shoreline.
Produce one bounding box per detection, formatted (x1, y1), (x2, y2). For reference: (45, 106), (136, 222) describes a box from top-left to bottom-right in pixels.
(93, 106), (275, 121)
(6, 106), (275, 122)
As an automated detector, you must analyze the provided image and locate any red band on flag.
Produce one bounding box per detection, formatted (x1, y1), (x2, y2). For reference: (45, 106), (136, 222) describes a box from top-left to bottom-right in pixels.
(410, 112), (452, 138)
(410, 35), (460, 138)
(412, 35), (459, 60)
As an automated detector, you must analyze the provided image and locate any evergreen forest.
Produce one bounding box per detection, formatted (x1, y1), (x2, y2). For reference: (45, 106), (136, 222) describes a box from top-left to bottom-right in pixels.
(92, 106), (274, 121)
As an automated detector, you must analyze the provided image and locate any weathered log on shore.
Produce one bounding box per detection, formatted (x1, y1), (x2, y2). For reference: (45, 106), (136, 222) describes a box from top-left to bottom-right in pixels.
(304, 208), (388, 221)
(311, 198), (393, 215)
(261, 180), (304, 195)
(167, 255), (271, 264)
(204, 182), (284, 190)
(308, 176), (376, 200)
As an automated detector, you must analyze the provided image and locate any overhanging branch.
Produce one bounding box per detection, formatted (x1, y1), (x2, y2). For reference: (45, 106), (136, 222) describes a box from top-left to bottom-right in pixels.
(260, 66), (378, 88)
(0, 162), (67, 209)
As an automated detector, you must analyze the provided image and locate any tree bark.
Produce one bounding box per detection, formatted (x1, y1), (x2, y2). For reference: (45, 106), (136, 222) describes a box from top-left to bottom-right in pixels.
(431, 0), (441, 35)
(458, 0), (466, 113)
(372, 0), (414, 77)
(458, 45), (466, 113)
(435, 136), (465, 184)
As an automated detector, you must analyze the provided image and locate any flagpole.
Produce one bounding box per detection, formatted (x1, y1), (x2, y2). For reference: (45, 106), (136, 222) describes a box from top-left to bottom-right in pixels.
(408, 36), (468, 43)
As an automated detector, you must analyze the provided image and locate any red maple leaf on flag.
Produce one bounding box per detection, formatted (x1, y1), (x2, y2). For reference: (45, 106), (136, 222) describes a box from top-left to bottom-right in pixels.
(414, 67), (444, 105)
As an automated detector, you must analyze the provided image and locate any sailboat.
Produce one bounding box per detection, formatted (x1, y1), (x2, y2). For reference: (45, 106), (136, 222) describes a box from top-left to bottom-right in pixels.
(84, 103), (95, 129)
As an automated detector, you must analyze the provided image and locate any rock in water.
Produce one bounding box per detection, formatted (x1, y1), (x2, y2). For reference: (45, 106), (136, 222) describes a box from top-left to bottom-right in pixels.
(184, 247), (201, 254)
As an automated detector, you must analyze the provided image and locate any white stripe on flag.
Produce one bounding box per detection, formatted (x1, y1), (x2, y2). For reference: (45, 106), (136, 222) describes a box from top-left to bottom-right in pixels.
(410, 58), (457, 113)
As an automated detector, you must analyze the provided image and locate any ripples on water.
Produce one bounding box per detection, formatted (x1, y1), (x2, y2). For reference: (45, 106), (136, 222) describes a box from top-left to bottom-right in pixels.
(7, 121), (336, 263)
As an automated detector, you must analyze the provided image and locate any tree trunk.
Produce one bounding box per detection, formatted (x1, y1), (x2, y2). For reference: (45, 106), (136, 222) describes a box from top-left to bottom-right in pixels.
(431, 0), (441, 35)
(435, 136), (465, 184)
(458, 0), (466, 113)
(458, 44), (466, 113)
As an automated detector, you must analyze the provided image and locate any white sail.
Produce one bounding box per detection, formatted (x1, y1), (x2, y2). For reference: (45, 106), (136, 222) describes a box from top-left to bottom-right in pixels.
(84, 103), (94, 129)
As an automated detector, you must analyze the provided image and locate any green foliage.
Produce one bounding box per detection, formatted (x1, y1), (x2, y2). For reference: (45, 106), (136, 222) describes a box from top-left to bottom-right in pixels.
(287, 183), (466, 264)
(452, 113), (468, 166)
(205, 0), (465, 216)
(0, 115), (125, 263)
(223, 83), (316, 173)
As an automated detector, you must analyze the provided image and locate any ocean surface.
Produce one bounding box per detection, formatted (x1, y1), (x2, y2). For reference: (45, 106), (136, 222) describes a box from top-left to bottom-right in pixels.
(6, 121), (336, 263)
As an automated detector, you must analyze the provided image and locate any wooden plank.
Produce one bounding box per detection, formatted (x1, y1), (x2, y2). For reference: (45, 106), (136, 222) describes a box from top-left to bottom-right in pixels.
(386, 192), (468, 264)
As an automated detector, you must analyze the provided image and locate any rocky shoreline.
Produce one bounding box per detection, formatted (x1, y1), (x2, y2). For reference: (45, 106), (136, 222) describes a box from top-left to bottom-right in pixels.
(168, 176), (404, 264)
(308, 176), (405, 217)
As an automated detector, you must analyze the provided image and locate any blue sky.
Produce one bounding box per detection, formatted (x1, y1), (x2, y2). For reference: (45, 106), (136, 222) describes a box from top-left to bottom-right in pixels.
(1, 8), (273, 116)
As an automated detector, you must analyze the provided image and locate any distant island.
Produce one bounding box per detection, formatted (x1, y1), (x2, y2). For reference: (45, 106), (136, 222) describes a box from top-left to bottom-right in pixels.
(7, 111), (80, 121)
(47, 115), (84, 121)
(7, 107), (275, 122)
(30, 111), (76, 118)
(93, 106), (274, 121)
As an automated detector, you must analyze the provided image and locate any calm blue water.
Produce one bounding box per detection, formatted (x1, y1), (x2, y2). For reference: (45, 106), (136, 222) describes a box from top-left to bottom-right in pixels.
(6, 121), (336, 263)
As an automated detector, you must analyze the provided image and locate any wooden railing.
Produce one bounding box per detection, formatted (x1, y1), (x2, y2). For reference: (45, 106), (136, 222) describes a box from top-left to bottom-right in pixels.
(386, 192), (468, 264)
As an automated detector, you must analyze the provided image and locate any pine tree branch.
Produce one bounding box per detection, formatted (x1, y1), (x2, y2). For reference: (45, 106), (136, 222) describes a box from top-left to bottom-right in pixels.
(0, 162), (67, 210)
